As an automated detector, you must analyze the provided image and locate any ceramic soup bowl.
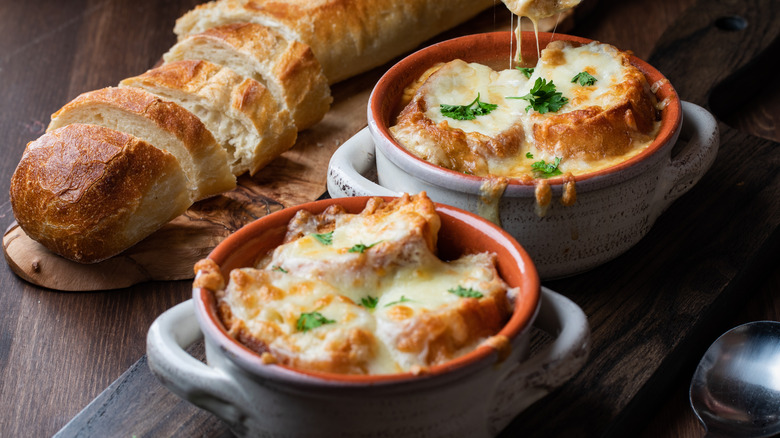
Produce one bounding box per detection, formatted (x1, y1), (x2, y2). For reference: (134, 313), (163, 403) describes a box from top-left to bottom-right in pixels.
(147, 196), (590, 437)
(327, 31), (719, 279)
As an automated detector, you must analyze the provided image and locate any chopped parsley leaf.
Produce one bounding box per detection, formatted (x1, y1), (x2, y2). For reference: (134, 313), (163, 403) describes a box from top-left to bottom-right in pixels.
(531, 157), (563, 178)
(348, 241), (381, 253)
(272, 265), (288, 273)
(359, 296), (379, 309)
(296, 312), (335, 332)
(516, 67), (535, 78)
(572, 71), (597, 86)
(508, 78), (568, 114)
(311, 231), (333, 245)
(525, 152), (534, 159)
(440, 93), (498, 120)
(448, 285), (484, 299)
(384, 295), (412, 307)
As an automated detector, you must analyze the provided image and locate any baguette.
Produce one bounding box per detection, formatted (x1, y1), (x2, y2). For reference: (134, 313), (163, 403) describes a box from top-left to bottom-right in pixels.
(10, 0), (505, 266)
(174, 0), (495, 84)
(164, 22), (331, 131)
(10, 124), (192, 264)
(121, 60), (297, 176)
(48, 87), (236, 201)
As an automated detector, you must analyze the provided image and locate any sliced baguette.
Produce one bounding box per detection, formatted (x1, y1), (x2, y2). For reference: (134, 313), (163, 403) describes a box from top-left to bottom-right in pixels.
(164, 22), (331, 131)
(120, 60), (297, 176)
(48, 87), (235, 201)
(174, 0), (495, 84)
(10, 124), (192, 264)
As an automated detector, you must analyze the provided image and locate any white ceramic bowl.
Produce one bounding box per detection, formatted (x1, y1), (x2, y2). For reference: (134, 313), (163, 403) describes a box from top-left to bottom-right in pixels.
(328, 32), (719, 279)
(147, 196), (590, 437)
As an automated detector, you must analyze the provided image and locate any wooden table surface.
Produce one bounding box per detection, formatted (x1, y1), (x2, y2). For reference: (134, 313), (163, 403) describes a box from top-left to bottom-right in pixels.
(1, 0), (778, 437)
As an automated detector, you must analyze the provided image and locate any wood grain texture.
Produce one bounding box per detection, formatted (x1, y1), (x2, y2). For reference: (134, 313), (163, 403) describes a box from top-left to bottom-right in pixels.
(0, 0), (778, 437)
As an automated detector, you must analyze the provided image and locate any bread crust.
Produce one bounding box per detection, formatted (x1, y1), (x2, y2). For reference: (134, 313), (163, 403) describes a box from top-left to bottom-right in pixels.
(10, 124), (192, 263)
(121, 60), (297, 176)
(48, 86), (235, 200)
(165, 22), (331, 130)
(174, 0), (495, 84)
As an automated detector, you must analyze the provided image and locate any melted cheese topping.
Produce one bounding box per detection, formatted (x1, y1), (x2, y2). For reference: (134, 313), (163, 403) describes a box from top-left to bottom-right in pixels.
(216, 194), (514, 375)
(423, 61), (529, 137)
(391, 41), (660, 181)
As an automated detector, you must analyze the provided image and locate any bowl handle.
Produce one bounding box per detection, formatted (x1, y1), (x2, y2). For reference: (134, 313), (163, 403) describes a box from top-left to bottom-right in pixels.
(327, 127), (399, 198)
(657, 101), (720, 211)
(146, 300), (248, 429)
(488, 287), (591, 434)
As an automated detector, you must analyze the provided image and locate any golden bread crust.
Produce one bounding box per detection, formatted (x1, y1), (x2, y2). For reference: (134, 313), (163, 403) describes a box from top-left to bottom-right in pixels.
(167, 22), (331, 130)
(121, 60), (297, 176)
(48, 86), (235, 200)
(174, 0), (495, 84)
(10, 124), (191, 263)
(532, 41), (659, 160)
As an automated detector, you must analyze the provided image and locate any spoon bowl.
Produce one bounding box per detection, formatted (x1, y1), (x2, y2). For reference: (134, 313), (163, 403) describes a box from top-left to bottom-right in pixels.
(690, 321), (780, 437)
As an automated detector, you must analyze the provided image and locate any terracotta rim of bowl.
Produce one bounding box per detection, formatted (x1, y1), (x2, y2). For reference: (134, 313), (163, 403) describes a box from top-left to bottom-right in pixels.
(368, 31), (682, 195)
(193, 196), (540, 387)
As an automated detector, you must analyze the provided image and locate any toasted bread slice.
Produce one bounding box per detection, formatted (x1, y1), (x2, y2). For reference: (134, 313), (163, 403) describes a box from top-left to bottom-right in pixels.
(48, 87), (235, 200)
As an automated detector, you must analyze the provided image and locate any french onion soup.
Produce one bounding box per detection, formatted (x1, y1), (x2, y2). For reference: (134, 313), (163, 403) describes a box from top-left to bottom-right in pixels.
(389, 40), (661, 184)
(194, 193), (516, 375)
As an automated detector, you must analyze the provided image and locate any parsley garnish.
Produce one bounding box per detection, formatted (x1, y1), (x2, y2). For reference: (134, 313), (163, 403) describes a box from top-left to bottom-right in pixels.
(272, 265), (288, 273)
(311, 231), (333, 245)
(516, 67), (535, 78)
(572, 71), (597, 86)
(531, 157), (563, 178)
(448, 285), (484, 298)
(296, 312), (335, 332)
(359, 296), (379, 309)
(348, 241), (381, 253)
(508, 78), (568, 114)
(525, 152), (534, 159)
(384, 295), (412, 307)
(440, 93), (498, 120)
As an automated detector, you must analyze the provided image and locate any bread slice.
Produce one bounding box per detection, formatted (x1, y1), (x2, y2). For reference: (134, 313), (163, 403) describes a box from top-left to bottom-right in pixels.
(48, 87), (235, 201)
(120, 60), (297, 176)
(173, 0), (495, 84)
(164, 22), (331, 131)
(10, 124), (192, 263)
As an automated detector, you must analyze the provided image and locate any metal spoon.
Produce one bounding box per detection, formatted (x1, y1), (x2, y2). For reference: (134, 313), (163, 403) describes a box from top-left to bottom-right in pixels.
(690, 321), (780, 437)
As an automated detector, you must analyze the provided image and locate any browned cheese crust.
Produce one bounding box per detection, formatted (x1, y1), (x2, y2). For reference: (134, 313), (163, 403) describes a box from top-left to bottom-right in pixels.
(195, 193), (512, 375)
(392, 65), (524, 175)
(10, 124), (191, 263)
(532, 41), (659, 160)
(47, 86), (235, 200)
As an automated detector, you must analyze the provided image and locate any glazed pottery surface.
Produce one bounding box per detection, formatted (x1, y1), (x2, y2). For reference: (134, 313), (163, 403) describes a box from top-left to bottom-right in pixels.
(328, 31), (719, 278)
(146, 196), (591, 437)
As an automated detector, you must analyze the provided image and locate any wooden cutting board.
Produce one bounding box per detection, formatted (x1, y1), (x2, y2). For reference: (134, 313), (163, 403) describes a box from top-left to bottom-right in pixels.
(2, 6), (574, 292)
